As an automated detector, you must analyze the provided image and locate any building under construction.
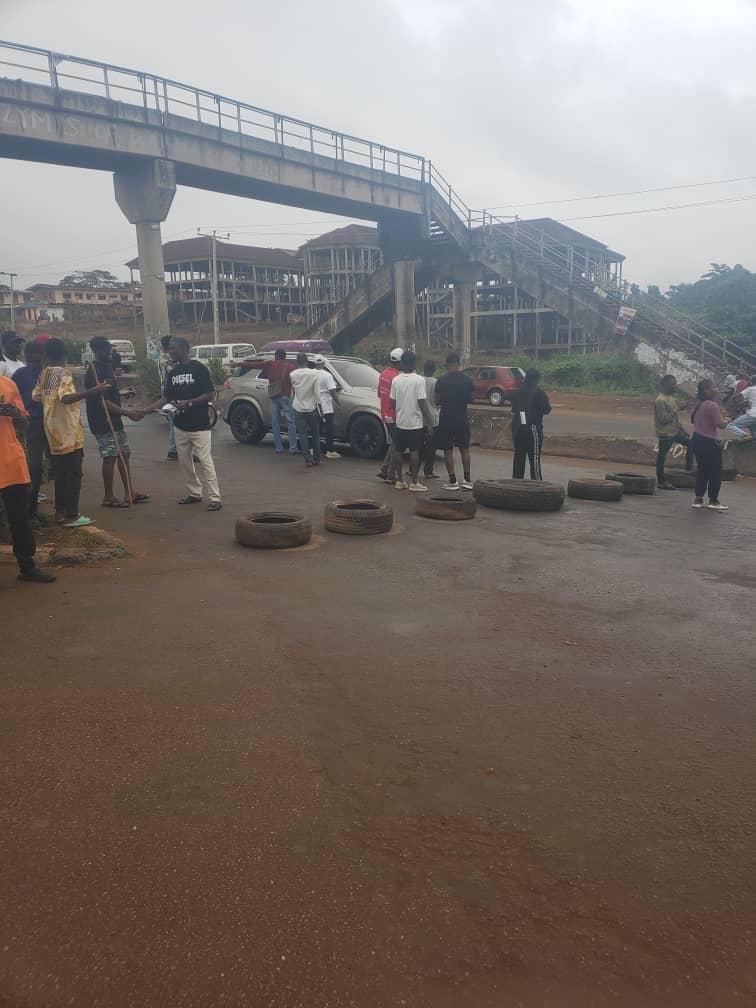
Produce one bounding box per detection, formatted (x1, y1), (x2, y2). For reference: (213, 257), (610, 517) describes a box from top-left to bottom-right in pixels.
(126, 237), (305, 325)
(126, 218), (624, 356)
(299, 225), (382, 327)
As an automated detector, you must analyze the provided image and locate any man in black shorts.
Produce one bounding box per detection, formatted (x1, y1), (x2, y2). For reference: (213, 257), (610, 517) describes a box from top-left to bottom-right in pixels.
(435, 351), (474, 490)
(389, 350), (433, 492)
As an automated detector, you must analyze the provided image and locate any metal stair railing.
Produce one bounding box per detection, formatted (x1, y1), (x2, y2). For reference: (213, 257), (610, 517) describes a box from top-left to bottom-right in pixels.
(475, 212), (756, 373)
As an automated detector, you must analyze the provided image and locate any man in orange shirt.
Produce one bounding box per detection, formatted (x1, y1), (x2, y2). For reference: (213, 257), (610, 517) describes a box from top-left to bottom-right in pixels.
(0, 375), (56, 582)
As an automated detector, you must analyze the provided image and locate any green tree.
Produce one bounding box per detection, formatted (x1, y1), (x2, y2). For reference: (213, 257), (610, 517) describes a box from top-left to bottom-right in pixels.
(59, 269), (128, 289)
(664, 263), (756, 352)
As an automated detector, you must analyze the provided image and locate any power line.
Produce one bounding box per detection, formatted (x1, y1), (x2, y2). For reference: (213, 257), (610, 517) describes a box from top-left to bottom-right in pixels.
(564, 192), (756, 221)
(489, 174), (756, 211)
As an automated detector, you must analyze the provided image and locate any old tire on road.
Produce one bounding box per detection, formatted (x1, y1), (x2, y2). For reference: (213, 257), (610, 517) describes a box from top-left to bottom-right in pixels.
(665, 470), (696, 489)
(472, 479), (565, 512)
(236, 512), (312, 549)
(415, 495), (477, 521)
(567, 478), (623, 501)
(605, 472), (656, 495)
(324, 499), (393, 535)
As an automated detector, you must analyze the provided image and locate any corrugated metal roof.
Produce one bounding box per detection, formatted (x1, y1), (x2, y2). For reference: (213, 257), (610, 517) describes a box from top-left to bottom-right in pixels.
(125, 237), (302, 271)
(299, 224), (380, 252)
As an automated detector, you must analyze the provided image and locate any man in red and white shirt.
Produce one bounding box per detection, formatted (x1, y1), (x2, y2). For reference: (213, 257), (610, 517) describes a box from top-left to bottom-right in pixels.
(377, 346), (403, 481)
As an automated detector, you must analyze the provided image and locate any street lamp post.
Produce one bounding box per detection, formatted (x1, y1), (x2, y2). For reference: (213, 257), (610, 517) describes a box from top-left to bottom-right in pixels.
(197, 230), (229, 345)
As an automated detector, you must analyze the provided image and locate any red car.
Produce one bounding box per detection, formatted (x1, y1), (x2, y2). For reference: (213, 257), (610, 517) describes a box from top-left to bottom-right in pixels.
(463, 365), (525, 406)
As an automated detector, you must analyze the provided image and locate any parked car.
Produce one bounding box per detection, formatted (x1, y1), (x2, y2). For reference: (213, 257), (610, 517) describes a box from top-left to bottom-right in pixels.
(81, 338), (136, 371)
(261, 339), (334, 354)
(219, 354), (386, 459)
(463, 365), (525, 406)
(189, 343), (257, 374)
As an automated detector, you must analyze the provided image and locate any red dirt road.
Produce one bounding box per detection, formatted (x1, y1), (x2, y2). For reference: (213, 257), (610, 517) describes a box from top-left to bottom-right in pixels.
(1, 419), (754, 1007)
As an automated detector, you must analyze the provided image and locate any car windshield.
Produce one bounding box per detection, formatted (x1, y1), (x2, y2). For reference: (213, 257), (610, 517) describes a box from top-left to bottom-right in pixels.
(330, 360), (379, 390)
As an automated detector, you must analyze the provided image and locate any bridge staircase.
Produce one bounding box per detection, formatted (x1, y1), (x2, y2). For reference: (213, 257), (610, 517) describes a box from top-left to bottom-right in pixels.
(474, 217), (756, 381)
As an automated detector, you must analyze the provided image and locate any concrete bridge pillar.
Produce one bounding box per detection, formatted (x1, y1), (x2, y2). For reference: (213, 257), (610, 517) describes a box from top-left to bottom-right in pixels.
(454, 282), (474, 365)
(114, 160), (176, 353)
(392, 260), (417, 349)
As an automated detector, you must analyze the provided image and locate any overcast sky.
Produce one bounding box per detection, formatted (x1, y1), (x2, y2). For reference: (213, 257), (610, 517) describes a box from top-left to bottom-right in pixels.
(3, 0), (756, 291)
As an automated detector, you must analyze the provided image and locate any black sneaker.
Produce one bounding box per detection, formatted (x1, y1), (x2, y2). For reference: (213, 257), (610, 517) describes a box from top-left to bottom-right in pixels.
(167, 451), (178, 460)
(18, 566), (56, 583)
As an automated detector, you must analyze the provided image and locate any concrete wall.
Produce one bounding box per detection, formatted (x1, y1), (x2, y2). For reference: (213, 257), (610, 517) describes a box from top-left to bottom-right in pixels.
(472, 410), (756, 475)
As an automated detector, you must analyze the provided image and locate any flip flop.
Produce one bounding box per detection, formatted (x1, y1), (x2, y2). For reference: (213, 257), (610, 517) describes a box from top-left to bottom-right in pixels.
(131, 494), (151, 504)
(102, 499), (129, 508)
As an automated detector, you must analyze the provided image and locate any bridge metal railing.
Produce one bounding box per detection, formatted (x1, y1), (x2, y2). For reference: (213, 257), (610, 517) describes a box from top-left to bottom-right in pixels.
(0, 39), (479, 243)
(0, 40), (429, 182)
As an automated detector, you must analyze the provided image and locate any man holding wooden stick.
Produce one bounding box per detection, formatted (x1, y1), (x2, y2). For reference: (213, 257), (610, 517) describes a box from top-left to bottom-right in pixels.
(84, 336), (150, 509)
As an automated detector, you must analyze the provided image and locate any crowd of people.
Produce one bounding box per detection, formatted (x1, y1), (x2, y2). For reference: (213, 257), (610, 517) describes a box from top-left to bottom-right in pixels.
(1, 324), (753, 585)
(0, 330), (228, 586)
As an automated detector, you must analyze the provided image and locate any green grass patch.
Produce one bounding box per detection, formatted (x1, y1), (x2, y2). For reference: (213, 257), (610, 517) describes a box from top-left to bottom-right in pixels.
(499, 353), (659, 395)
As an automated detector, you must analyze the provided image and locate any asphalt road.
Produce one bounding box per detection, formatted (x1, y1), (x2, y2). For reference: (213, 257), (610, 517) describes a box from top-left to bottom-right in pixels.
(1, 417), (754, 1007)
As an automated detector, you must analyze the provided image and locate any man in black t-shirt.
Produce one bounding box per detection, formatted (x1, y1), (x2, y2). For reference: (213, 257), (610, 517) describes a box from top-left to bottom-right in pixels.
(85, 336), (149, 507)
(510, 368), (552, 480)
(146, 336), (222, 510)
(434, 351), (474, 490)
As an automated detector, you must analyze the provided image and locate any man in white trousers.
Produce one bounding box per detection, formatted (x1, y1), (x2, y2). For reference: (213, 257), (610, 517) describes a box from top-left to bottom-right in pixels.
(146, 336), (222, 511)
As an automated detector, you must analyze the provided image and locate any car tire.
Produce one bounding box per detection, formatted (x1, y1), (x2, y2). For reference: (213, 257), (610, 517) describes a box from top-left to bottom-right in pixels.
(473, 479), (565, 512)
(665, 470), (696, 489)
(324, 499), (393, 535)
(415, 495), (477, 520)
(229, 401), (265, 444)
(235, 512), (312, 549)
(567, 478), (623, 501)
(605, 472), (656, 494)
(488, 388), (504, 407)
(348, 414), (386, 459)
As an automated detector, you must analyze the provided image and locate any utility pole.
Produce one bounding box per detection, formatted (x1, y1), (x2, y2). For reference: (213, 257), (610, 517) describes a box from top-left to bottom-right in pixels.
(197, 229), (229, 344)
(0, 271), (18, 329)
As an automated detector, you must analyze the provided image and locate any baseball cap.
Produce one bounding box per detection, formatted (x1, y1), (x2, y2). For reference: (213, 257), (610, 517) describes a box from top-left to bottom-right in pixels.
(313, 354), (325, 364)
(389, 347), (403, 362)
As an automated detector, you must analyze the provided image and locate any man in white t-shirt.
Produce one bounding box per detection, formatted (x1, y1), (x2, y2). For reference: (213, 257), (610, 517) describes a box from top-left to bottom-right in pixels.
(727, 376), (756, 439)
(314, 355), (341, 460)
(0, 331), (26, 377)
(389, 349), (433, 492)
(290, 352), (322, 467)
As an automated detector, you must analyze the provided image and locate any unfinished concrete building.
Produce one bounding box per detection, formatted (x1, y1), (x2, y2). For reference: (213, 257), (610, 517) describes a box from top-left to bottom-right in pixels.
(126, 237), (304, 325)
(300, 225), (382, 327)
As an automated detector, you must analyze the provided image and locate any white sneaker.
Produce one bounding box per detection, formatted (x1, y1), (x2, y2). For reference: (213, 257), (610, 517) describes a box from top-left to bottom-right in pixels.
(441, 480), (459, 491)
(394, 480), (409, 490)
(707, 502), (729, 511)
(326, 451), (341, 459)
(408, 482), (428, 492)
(691, 499), (705, 509)
(460, 479), (474, 490)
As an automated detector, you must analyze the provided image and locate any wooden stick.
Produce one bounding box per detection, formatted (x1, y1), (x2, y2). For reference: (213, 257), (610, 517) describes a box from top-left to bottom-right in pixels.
(89, 359), (134, 504)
